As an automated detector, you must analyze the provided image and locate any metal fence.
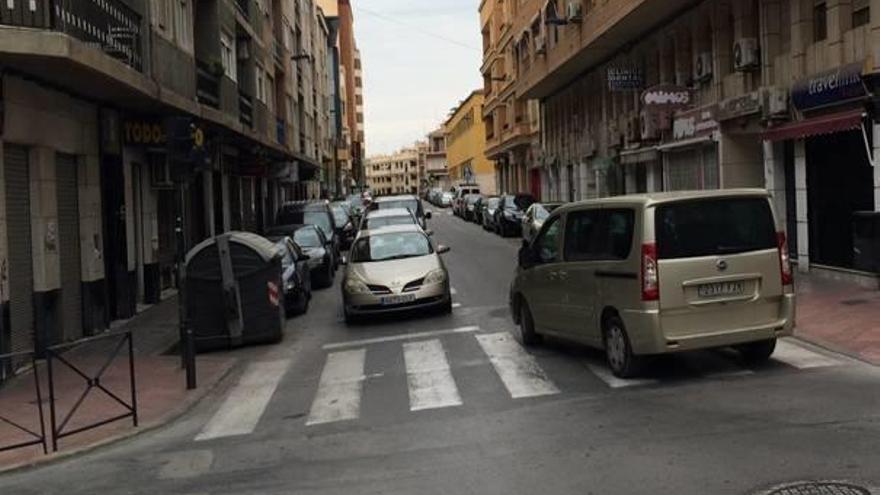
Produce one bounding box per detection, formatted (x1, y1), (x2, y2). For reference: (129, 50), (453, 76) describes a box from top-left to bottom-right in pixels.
(0, 350), (48, 455)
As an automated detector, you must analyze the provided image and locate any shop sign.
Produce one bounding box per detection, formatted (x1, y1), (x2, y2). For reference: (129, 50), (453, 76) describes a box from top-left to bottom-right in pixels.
(672, 106), (719, 140)
(124, 119), (166, 146)
(641, 85), (692, 109)
(791, 62), (866, 111)
(608, 65), (644, 92)
(718, 91), (762, 121)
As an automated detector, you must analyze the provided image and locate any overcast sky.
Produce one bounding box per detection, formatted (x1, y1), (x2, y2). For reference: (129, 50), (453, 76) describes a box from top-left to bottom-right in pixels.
(354, 1), (483, 156)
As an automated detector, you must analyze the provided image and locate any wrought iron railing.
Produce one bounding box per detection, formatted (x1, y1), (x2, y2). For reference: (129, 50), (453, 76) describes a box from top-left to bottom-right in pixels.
(235, 0), (249, 19)
(239, 91), (254, 128)
(196, 60), (221, 109)
(0, 350), (48, 455)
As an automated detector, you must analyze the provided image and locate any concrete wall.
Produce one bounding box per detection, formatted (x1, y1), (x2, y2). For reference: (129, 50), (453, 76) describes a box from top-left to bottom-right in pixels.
(152, 33), (197, 100)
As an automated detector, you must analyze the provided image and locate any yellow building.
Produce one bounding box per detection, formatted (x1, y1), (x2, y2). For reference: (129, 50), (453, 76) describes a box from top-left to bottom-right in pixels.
(444, 90), (496, 194)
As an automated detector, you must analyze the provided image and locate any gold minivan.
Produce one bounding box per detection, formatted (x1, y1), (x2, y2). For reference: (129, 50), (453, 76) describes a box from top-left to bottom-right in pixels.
(509, 189), (796, 377)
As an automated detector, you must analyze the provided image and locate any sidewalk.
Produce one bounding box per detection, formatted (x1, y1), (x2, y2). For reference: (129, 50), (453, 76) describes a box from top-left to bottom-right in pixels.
(0, 299), (238, 473)
(793, 273), (880, 365)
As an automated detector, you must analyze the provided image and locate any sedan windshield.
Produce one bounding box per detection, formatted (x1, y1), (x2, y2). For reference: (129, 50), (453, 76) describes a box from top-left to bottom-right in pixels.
(277, 210), (332, 237)
(487, 197), (500, 209)
(350, 232), (433, 262)
(377, 199), (420, 216)
(331, 206), (349, 227)
(293, 227), (322, 248)
(504, 195), (535, 211)
(366, 215), (415, 229)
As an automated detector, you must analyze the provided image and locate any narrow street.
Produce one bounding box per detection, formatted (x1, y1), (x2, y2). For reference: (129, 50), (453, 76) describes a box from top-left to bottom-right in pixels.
(1, 209), (878, 495)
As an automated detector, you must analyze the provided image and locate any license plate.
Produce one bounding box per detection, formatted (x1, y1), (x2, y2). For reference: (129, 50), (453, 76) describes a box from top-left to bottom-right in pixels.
(380, 294), (417, 305)
(697, 281), (745, 298)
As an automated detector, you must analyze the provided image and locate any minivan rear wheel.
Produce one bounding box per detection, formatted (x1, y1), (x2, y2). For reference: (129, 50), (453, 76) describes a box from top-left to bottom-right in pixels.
(518, 300), (542, 346)
(737, 338), (777, 363)
(604, 316), (643, 378)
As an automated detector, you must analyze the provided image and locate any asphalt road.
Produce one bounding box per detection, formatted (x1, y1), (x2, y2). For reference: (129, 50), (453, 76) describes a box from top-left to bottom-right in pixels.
(2, 207), (880, 495)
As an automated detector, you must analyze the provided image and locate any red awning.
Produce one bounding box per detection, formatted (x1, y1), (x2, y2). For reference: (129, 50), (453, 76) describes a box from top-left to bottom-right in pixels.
(762, 109), (865, 142)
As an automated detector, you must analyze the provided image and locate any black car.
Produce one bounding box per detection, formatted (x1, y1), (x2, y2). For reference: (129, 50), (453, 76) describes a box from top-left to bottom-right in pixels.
(495, 193), (535, 237)
(480, 196), (501, 231)
(266, 224), (335, 288)
(330, 201), (356, 249)
(275, 201), (340, 267)
(266, 235), (312, 316)
(464, 194), (483, 223)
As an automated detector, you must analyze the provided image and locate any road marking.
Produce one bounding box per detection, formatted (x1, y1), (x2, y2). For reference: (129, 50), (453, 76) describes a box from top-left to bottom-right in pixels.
(772, 339), (842, 369)
(446, 211), (453, 216)
(585, 363), (658, 389)
(195, 360), (290, 441)
(322, 325), (480, 350)
(452, 302), (462, 309)
(403, 339), (462, 411)
(306, 349), (367, 426)
(157, 449), (214, 479)
(475, 332), (560, 399)
(450, 287), (458, 295)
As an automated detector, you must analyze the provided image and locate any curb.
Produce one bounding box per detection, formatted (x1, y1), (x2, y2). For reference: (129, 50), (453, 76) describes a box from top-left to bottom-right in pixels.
(0, 357), (241, 476)
(791, 332), (880, 367)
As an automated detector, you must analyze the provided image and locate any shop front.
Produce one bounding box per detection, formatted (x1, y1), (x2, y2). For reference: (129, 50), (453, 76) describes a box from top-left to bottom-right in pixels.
(763, 62), (877, 274)
(659, 105), (720, 191)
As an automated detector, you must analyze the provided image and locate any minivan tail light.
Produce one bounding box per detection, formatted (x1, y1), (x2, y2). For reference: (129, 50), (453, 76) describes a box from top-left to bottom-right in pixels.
(641, 242), (659, 301)
(777, 232), (793, 286)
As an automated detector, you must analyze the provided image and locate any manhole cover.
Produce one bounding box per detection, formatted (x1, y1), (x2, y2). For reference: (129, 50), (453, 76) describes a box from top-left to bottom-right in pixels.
(758, 481), (873, 495)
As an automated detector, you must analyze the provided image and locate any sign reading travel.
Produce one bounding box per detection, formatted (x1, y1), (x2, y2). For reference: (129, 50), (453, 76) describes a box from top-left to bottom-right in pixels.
(608, 66), (644, 91)
(791, 62), (866, 111)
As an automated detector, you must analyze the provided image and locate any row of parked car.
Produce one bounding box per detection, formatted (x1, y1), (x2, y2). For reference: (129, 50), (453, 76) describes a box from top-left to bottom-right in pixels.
(448, 189), (563, 243)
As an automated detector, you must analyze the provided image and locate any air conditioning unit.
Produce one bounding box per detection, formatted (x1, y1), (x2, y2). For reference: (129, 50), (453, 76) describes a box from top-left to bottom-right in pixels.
(694, 52), (713, 83)
(733, 38), (760, 71)
(535, 35), (547, 55)
(150, 160), (174, 189)
(567, 0), (584, 23)
(762, 86), (789, 118)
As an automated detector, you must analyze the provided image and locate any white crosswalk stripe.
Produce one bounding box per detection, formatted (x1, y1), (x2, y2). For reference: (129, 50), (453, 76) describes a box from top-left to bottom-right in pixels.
(772, 339), (843, 369)
(306, 349), (367, 426)
(475, 332), (560, 399)
(195, 360), (291, 441)
(585, 362), (658, 389)
(403, 339), (462, 411)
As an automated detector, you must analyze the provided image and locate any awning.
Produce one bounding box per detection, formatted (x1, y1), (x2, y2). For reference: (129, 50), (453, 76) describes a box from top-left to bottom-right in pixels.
(762, 109), (865, 142)
(657, 135), (714, 152)
(619, 147), (659, 165)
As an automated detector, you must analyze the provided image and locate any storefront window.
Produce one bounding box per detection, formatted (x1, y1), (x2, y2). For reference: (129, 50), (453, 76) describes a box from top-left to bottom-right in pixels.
(664, 144), (719, 191)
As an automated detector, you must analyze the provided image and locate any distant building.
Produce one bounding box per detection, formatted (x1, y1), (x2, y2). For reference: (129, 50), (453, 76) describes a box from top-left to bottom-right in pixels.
(366, 148), (419, 196)
(421, 129), (450, 191)
(445, 91), (496, 194)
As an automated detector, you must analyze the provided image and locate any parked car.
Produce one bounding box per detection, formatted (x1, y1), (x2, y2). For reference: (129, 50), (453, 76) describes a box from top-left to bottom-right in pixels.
(342, 224), (452, 323)
(510, 189), (795, 378)
(359, 207), (420, 231)
(367, 195), (431, 230)
(346, 193), (368, 223)
(267, 224), (335, 289)
(522, 202), (564, 243)
(440, 191), (454, 208)
(452, 184), (480, 216)
(463, 194), (483, 222)
(495, 193), (535, 237)
(330, 201), (357, 250)
(274, 201), (340, 267)
(266, 235), (312, 315)
(481, 196), (501, 231)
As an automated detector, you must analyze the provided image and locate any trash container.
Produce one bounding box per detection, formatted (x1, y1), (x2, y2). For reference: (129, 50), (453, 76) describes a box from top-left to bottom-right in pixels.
(853, 211), (880, 273)
(185, 232), (284, 351)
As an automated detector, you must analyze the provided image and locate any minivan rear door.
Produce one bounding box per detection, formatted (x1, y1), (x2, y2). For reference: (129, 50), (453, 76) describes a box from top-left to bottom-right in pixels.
(654, 196), (784, 340)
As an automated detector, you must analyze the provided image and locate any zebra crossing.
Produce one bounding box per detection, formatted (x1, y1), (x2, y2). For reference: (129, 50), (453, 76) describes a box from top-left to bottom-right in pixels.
(194, 331), (850, 440)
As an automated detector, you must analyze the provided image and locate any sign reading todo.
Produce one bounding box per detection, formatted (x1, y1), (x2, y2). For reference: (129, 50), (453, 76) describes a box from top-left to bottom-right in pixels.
(124, 120), (166, 146)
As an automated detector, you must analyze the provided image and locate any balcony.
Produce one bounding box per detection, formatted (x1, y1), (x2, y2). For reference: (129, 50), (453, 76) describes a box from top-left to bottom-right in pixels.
(1, 0), (144, 72)
(239, 91), (254, 128)
(196, 60), (221, 109)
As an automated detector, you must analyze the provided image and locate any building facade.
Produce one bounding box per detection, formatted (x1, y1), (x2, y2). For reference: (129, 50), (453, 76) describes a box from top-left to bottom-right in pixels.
(445, 91), (497, 194)
(366, 148), (420, 196)
(337, 0), (365, 187)
(501, 0), (880, 282)
(421, 129), (450, 191)
(0, 0), (349, 375)
(480, 0), (542, 198)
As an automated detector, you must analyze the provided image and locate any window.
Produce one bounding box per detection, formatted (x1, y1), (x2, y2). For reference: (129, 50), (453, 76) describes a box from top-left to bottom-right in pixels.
(534, 216), (562, 264)
(220, 32), (237, 82)
(172, 0), (193, 52)
(266, 74), (276, 111)
(152, 0), (171, 30)
(655, 198), (776, 260)
(814, 2), (827, 41)
(564, 210), (635, 261)
(853, 0), (870, 27)
(256, 66), (267, 103)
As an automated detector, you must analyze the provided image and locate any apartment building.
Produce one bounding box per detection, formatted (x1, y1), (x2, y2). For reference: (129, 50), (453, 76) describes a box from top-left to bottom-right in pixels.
(500, 0), (880, 282)
(366, 148), (420, 196)
(0, 0), (342, 371)
(445, 91), (497, 194)
(338, 0), (366, 187)
(421, 129), (450, 191)
(480, 0), (542, 198)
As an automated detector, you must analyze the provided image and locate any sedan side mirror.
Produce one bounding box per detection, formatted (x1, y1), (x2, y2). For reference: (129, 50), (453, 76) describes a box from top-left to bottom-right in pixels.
(437, 245), (450, 254)
(425, 211), (432, 219)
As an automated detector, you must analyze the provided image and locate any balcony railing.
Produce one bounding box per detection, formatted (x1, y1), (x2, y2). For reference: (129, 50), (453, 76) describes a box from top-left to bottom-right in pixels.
(196, 60), (221, 109)
(239, 91), (254, 128)
(0, 0), (144, 72)
(272, 39), (285, 68)
(235, 0), (249, 19)
(276, 118), (286, 145)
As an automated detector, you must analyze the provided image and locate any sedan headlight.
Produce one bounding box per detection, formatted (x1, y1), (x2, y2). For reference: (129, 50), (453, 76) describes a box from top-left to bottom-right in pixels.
(424, 269), (447, 285)
(344, 278), (371, 294)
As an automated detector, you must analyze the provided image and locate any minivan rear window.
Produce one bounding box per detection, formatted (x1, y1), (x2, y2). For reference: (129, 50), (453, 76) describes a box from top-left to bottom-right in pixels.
(655, 197), (776, 259)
